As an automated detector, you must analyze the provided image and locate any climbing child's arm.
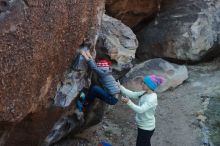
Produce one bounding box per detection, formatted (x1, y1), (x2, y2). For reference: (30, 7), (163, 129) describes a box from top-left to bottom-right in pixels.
(87, 59), (105, 76)
(80, 50), (105, 76)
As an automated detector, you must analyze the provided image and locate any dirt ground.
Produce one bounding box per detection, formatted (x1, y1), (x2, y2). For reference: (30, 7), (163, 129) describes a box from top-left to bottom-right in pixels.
(66, 59), (220, 146)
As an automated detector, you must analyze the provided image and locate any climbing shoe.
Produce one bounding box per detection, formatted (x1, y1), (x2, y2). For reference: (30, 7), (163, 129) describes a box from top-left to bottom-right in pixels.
(76, 100), (84, 112)
(79, 91), (86, 103)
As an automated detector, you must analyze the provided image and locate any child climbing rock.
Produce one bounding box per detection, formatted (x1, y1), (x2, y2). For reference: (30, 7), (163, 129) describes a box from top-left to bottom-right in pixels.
(80, 49), (120, 107)
(119, 75), (164, 146)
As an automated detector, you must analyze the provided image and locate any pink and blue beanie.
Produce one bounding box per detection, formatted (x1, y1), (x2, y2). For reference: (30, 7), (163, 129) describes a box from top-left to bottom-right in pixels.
(143, 75), (164, 91)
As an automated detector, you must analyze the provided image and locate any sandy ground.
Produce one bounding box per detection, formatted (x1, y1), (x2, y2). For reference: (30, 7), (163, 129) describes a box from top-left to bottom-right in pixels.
(77, 88), (202, 146)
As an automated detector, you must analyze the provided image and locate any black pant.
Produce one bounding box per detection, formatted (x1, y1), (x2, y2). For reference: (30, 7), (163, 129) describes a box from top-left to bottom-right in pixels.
(136, 128), (155, 146)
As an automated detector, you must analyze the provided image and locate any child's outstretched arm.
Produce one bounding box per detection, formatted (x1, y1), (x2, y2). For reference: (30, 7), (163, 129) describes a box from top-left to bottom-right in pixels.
(122, 95), (157, 114)
(119, 85), (145, 99)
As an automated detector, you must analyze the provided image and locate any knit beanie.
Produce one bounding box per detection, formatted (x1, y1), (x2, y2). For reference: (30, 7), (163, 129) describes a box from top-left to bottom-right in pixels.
(96, 60), (112, 70)
(143, 75), (164, 91)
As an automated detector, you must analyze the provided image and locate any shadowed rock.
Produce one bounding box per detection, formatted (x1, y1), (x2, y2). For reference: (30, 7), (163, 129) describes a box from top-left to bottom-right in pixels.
(44, 99), (105, 146)
(136, 0), (220, 61)
(105, 0), (160, 28)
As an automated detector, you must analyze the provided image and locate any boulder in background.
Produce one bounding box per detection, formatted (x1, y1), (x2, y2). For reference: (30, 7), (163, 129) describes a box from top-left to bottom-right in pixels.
(121, 58), (188, 92)
(136, 0), (220, 61)
(98, 14), (138, 71)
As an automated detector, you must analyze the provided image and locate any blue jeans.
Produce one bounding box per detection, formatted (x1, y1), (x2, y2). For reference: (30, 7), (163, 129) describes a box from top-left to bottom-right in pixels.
(86, 85), (118, 105)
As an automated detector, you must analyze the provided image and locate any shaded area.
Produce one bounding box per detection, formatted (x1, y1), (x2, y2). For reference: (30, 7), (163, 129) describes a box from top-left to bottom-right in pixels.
(206, 97), (220, 146)
(105, 0), (159, 28)
(4, 107), (63, 146)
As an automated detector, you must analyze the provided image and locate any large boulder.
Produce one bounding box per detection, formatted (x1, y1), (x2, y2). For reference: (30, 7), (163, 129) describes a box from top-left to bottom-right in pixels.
(105, 0), (160, 28)
(136, 0), (220, 61)
(0, 0), (104, 145)
(121, 58), (188, 92)
(97, 14), (138, 71)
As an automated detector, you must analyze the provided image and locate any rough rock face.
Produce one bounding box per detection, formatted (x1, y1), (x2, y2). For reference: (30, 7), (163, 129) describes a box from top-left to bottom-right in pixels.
(121, 58), (188, 92)
(136, 0), (220, 61)
(0, 0), (104, 145)
(97, 14), (138, 71)
(105, 0), (160, 28)
(44, 99), (105, 145)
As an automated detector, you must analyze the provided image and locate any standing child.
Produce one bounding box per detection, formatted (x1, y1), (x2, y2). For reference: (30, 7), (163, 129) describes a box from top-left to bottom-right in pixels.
(119, 75), (164, 146)
(80, 49), (120, 107)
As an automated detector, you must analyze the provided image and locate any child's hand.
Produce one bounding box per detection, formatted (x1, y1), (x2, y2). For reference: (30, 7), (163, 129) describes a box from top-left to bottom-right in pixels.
(80, 50), (86, 56)
(121, 96), (129, 104)
(85, 50), (93, 59)
(80, 50), (90, 60)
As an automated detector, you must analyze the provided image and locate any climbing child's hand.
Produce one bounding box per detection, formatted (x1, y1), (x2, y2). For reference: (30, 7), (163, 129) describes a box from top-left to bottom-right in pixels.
(80, 50), (86, 56)
(85, 50), (93, 59)
(121, 96), (129, 104)
(80, 50), (90, 60)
